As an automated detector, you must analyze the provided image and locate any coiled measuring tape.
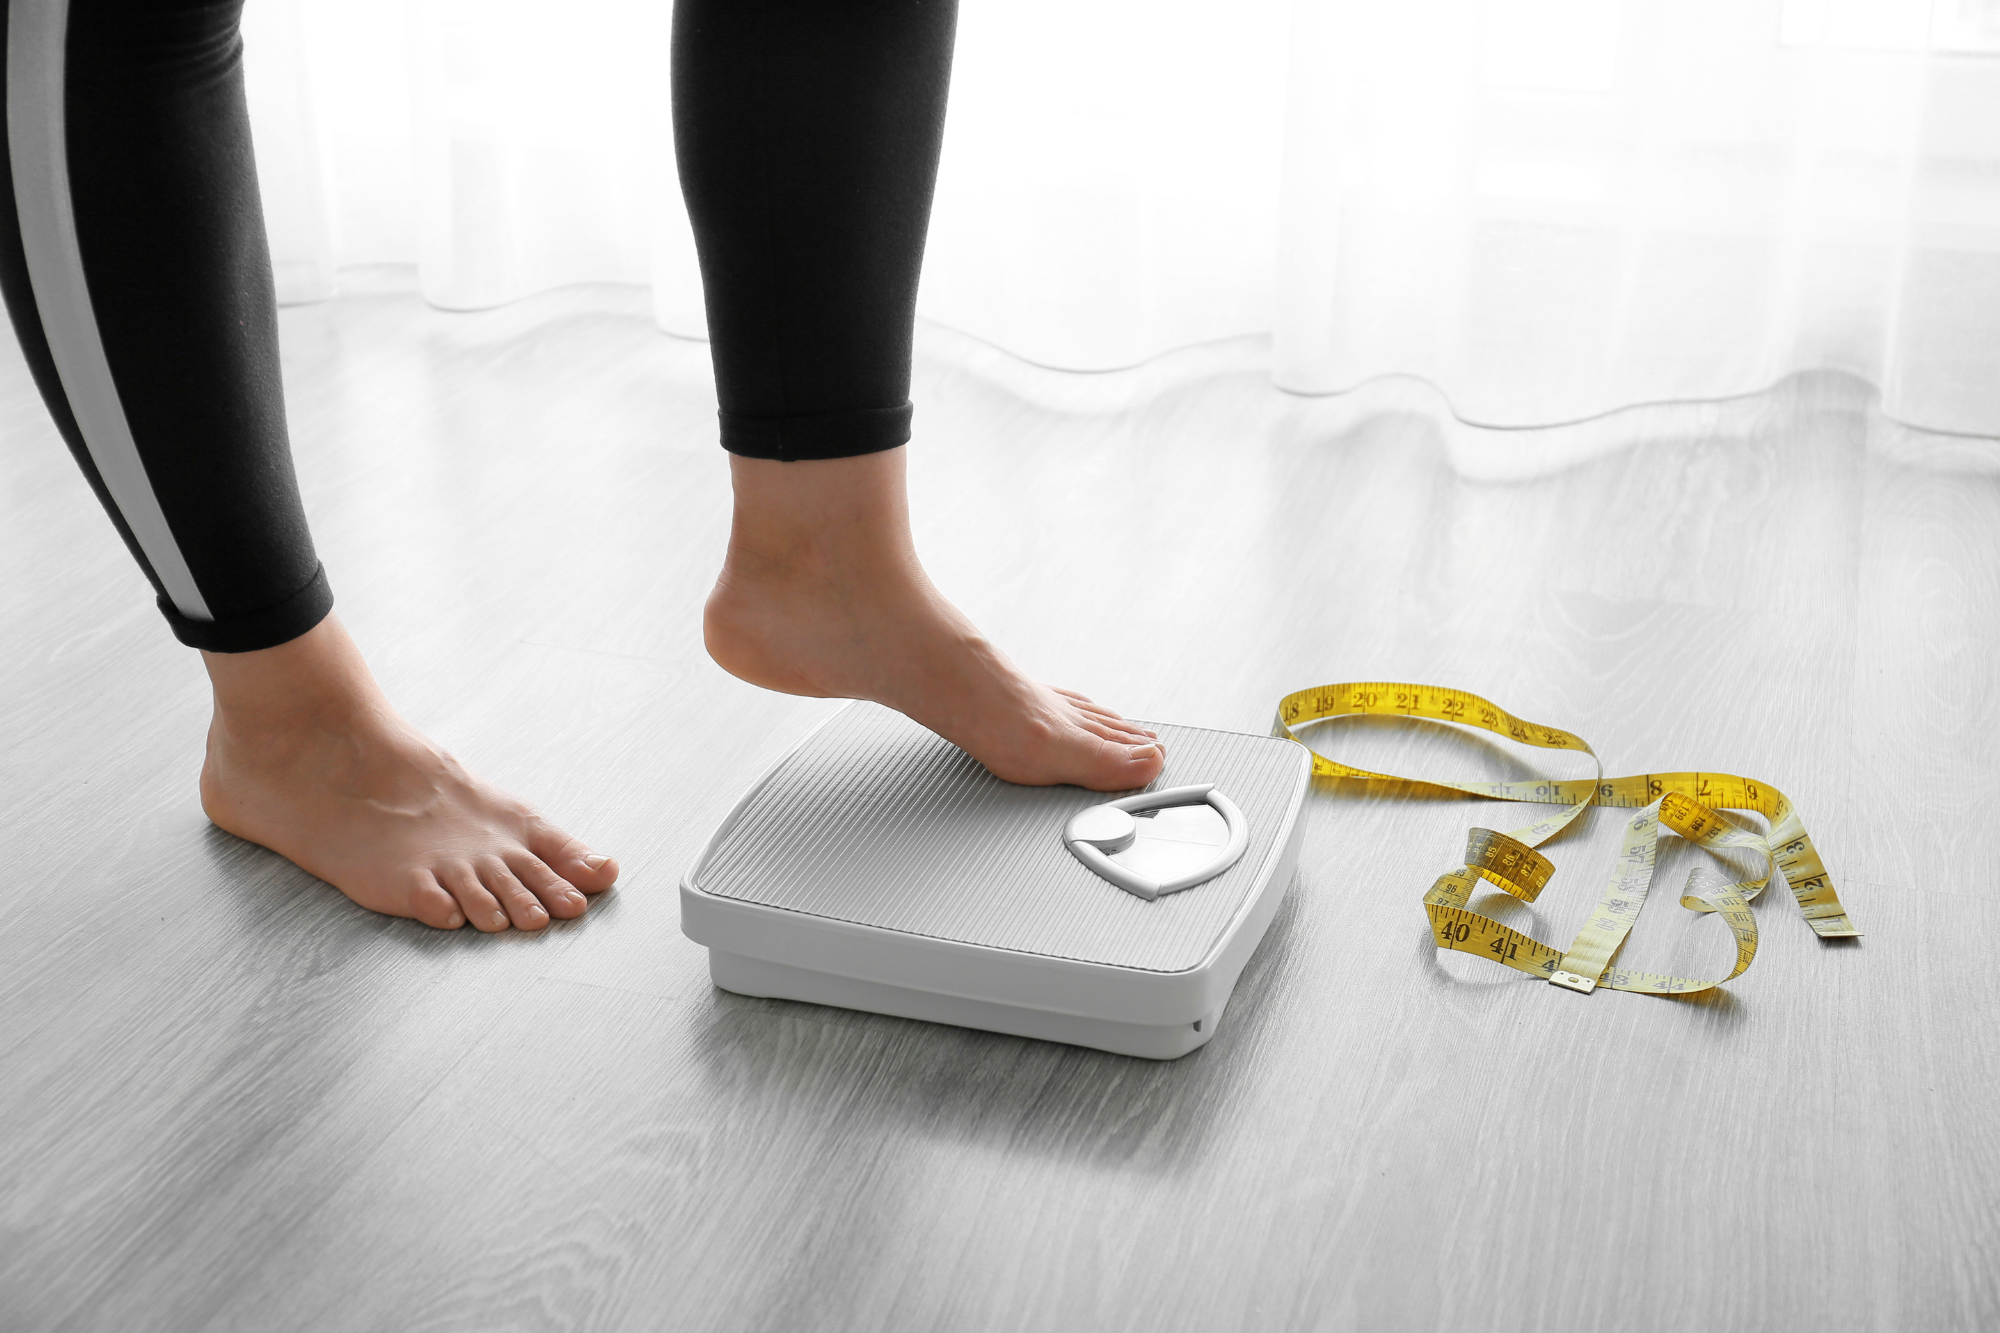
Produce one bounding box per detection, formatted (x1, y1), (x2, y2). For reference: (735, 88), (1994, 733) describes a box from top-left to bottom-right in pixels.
(1272, 682), (1858, 996)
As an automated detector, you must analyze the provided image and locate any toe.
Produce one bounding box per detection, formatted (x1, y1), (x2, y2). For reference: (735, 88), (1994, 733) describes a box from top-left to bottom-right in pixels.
(441, 862), (510, 933)
(507, 850), (588, 920)
(525, 817), (619, 894)
(1099, 715), (1161, 745)
(479, 858), (550, 931)
(1068, 707), (1163, 747)
(1078, 739), (1166, 793)
(1054, 689), (1157, 737)
(1075, 713), (1160, 748)
(409, 871), (466, 930)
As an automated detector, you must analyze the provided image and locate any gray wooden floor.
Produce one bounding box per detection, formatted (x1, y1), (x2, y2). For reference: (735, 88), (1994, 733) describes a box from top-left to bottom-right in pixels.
(3, 268), (1995, 1332)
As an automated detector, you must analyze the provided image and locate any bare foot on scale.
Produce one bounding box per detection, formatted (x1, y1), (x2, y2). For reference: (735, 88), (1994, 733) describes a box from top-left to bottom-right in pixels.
(704, 448), (1166, 792)
(199, 615), (618, 931)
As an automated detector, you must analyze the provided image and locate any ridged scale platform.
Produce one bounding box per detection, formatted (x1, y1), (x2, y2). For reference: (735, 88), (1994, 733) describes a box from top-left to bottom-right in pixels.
(681, 703), (1312, 1058)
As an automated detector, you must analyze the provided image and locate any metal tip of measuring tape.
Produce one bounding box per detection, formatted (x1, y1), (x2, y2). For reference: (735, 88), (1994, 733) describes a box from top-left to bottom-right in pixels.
(1549, 970), (1598, 994)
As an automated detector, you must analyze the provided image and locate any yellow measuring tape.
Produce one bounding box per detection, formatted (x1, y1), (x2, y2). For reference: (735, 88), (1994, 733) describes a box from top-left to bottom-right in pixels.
(1272, 682), (1858, 996)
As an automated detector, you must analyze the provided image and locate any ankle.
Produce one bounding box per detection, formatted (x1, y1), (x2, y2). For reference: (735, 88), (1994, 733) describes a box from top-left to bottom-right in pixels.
(202, 616), (391, 740)
(723, 448), (920, 579)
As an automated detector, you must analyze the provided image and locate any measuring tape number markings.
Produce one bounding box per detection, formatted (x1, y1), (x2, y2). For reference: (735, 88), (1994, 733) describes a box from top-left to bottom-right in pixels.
(1271, 682), (1858, 997)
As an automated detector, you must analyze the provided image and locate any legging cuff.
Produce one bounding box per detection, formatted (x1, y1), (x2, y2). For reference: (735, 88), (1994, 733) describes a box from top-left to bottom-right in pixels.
(160, 563), (334, 653)
(719, 404), (912, 462)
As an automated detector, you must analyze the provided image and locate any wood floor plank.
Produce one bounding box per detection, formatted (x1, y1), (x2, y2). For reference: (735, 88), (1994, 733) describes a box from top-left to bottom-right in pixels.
(1, 272), (1991, 1331)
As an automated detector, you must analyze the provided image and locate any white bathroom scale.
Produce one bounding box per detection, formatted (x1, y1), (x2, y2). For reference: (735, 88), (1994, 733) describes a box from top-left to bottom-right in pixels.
(680, 702), (1312, 1059)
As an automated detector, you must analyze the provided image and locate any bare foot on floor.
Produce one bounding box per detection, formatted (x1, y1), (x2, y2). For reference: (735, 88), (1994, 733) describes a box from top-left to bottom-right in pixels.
(703, 448), (1166, 792)
(198, 616), (618, 932)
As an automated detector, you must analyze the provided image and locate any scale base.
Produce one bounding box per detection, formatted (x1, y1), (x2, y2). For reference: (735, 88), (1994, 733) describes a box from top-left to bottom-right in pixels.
(683, 703), (1311, 1063)
(711, 950), (1229, 1060)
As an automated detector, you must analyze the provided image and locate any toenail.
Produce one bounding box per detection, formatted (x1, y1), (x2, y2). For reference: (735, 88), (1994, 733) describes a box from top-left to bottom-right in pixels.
(583, 854), (610, 871)
(1129, 744), (1160, 759)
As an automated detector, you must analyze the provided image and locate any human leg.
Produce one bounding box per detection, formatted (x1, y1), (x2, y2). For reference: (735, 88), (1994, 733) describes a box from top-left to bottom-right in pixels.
(672, 0), (1165, 791)
(197, 617), (616, 932)
(706, 449), (1169, 789)
(0, 0), (615, 926)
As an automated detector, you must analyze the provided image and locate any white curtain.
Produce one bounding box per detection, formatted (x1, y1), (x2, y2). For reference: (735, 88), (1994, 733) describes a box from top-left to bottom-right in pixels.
(242, 0), (2000, 437)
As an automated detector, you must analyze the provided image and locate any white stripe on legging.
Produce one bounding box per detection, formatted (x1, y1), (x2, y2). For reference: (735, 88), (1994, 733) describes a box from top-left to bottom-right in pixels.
(7, 0), (211, 621)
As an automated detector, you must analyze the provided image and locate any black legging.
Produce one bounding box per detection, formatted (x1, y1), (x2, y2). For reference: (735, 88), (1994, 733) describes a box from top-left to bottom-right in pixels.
(0, 0), (957, 653)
